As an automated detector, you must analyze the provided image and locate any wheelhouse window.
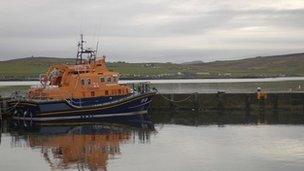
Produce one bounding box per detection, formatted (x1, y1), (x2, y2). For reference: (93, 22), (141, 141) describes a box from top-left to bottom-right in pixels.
(107, 77), (112, 83)
(81, 79), (85, 85)
(113, 76), (118, 83)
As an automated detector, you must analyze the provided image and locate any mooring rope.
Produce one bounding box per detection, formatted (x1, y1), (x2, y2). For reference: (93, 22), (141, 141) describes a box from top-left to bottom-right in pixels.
(1, 100), (20, 116)
(159, 93), (196, 103)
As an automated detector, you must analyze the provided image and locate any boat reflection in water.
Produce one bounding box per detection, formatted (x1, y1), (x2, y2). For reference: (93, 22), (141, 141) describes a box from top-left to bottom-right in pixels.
(8, 117), (154, 171)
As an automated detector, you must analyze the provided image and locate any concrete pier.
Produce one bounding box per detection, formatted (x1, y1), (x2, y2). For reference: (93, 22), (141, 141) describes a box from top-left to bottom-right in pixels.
(150, 92), (304, 113)
(149, 92), (304, 125)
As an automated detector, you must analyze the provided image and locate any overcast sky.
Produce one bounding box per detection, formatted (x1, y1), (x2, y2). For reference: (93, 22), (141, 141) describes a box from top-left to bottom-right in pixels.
(0, 0), (304, 62)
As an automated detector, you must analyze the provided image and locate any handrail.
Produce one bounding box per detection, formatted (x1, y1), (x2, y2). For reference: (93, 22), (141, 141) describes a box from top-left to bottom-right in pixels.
(65, 91), (155, 109)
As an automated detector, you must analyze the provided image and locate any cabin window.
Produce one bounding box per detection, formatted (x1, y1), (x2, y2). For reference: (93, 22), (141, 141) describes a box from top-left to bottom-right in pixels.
(100, 77), (105, 82)
(107, 77), (112, 83)
(105, 90), (109, 96)
(113, 76), (118, 82)
(91, 91), (95, 97)
(81, 79), (85, 85)
(87, 79), (91, 85)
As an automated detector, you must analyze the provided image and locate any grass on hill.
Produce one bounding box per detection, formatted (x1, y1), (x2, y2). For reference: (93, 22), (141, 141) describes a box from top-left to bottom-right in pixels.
(188, 53), (304, 77)
(0, 57), (187, 80)
(1, 53), (304, 80)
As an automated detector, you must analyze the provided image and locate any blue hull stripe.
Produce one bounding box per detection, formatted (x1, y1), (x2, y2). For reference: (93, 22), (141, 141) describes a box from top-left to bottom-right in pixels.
(38, 93), (155, 116)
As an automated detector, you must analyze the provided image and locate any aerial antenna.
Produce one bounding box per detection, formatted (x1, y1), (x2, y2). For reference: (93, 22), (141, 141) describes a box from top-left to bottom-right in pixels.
(95, 41), (99, 57)
(76, 34), (84, 65)
(76, 34), (96, 65)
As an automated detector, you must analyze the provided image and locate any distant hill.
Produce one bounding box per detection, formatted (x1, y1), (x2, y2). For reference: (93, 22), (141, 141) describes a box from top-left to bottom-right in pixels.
(187, 53), (304, 77)
(0, 56), (185, 80)
(181, 60), (204, 65)
(1, 53), (304, 80)
(0, 57), (75, 80)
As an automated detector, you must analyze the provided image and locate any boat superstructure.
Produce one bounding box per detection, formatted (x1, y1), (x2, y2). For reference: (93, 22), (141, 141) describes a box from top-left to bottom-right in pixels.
(10, 35), (156, 121)
(29, 35), (132, 100)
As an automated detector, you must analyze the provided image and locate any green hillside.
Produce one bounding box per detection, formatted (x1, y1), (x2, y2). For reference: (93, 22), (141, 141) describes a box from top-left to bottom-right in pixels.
(189, 53), (304, 77)
(0, 57), (74, 78)
(0, 57), (186, 80)
(1, 53), (304, 80)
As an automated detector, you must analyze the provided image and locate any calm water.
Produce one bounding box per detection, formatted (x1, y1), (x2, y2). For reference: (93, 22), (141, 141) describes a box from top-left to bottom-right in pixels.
(1, 79), (304, 171)
(0, 111), (304, 171)
(2, 78), (304, 95)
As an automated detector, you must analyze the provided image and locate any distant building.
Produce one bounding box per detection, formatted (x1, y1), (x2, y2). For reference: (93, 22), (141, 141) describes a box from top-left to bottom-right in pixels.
(223, 73), (232, 76)
(196, 72), (210, 75)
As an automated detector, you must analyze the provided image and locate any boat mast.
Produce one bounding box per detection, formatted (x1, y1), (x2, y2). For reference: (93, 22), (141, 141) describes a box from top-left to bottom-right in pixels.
(76, 34), (97, 65)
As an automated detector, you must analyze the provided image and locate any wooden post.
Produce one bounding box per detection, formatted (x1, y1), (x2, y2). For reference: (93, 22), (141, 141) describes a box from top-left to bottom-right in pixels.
(272, 94), (278, 115)
(0, 102), (2, 121)
(193, 92), (199, 111)
(169, 94), (174, 110)
(258, 99), (265, 123)
(217, 91), (225, 114)
(245, 94), (251, 115)
(302, 94), (304, 115)
(0, 98), (3, 121)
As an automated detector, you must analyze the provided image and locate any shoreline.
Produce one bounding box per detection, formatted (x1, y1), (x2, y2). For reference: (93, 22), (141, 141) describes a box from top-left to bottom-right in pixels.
(0, 75), (302, 81)
(1, 77), (304, 86)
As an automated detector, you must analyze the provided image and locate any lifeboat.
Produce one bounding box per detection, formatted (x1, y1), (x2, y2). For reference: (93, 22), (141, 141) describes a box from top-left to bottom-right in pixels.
(10, 35), (156, 122)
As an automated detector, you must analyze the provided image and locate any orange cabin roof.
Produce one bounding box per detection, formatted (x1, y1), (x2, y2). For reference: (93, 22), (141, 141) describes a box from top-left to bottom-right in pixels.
(28, 57), (132, 100)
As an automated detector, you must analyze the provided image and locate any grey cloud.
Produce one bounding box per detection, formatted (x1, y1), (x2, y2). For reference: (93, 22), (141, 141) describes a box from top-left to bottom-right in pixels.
(0, 0), (304, 62)
(150, 9), (304, 36)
